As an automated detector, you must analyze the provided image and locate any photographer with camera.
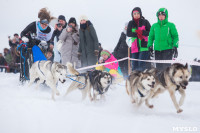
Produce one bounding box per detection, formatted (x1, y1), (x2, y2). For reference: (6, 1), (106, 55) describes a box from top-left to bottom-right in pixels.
(50, 15), (67, 62)
(51, 15), (67, 42)
(57, 17), (81, 68)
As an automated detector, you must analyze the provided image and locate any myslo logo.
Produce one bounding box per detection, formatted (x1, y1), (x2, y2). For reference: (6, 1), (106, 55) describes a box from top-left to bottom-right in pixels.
(172, 126), (198, 132)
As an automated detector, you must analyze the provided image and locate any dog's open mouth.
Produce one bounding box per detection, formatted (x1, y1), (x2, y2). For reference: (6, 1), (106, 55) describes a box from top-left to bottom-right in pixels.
(148, 84), (154, 88)
(180, 84), (187, 89)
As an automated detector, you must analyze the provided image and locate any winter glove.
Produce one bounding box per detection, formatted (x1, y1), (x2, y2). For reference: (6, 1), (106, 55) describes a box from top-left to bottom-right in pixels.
(149, 46), (154, 57)
(94, 50), (99, 56)
(77, 52), (81, 60)
(173, 47), (178, 58)
(22, 36), (29, 43)
(135, 30), (143, 40)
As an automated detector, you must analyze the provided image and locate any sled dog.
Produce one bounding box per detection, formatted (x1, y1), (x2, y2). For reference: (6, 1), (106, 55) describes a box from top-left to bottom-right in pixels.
(147, 63), (191, 113)
(29, 60), (67, 100)
(126, 70), (156, 108)
(66, 63), (112, 101)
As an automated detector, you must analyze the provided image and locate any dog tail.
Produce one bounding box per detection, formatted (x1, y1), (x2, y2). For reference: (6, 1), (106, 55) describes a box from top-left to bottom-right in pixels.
(126, 80), (130, 95)
(67, 62), (79, 75)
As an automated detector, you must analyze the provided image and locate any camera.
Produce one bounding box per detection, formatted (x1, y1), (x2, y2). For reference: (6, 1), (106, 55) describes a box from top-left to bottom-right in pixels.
(56, 23), (62, 28)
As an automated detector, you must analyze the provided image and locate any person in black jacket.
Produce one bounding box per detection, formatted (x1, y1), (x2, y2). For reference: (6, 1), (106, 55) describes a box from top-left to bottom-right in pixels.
(113, 22), (129, 78)
(50, 15), (67, 44)
(50, 15), (67, 62)
(127, 7), (151, 71)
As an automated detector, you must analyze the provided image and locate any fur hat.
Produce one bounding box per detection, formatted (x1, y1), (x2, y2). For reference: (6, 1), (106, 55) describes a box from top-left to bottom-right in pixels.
(101, 50), (111, 56)
(58, 15), (66, 21)
(79, 15), (88, 22)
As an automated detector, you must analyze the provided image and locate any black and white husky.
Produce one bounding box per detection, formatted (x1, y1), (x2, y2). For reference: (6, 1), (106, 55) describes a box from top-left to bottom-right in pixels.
(66, 63), (112, 101)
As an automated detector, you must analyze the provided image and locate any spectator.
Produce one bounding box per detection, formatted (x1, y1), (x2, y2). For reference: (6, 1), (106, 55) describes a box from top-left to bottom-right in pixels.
(0, 53), (6, 72)
(96, 50), (123, 82)
(113, 22), (129, 78)
(4, 48), (13, 72)
(51, 15), (67, 43)
(50, 15), (67, 62)
(58, 17), (81, 68)
(148, 8), (179, 70)
(20, 7), (54, 62)
(78, 15), (99, 67)
(46, 50), (53, 62)
(127, 7), (151, 71)
(13, 33), (21, 44)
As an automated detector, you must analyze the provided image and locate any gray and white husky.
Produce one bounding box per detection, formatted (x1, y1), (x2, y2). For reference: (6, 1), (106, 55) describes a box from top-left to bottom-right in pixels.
(147, 63), (191, 113)
(29, 60), (67, 100)
(126, 70), (156, 108)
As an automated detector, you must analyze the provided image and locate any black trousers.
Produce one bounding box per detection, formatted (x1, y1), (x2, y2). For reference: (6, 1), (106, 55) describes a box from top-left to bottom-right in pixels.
(155, 49), (173, 71)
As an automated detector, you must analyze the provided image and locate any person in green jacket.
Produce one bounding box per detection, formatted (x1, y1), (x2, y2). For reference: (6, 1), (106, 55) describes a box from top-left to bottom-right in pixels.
(148, 8), (179, 70)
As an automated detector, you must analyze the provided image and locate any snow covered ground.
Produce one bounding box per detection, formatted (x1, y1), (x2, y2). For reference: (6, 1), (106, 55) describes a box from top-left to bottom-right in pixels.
(0, 72), (200, 133)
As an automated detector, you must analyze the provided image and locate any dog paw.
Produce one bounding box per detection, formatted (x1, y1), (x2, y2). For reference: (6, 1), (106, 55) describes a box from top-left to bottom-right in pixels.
(131, 100), (136, 103)
(149, 105), (154, 109)
(177, 109), (183, 113)
(56, 92), (60, 96)
(90, 98), (93, 101)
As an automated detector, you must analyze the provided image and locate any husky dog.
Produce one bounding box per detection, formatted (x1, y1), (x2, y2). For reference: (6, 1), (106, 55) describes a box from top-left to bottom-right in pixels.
(29, 60), (67, 100)
(126, 70), (156, 108)
(66, 63), (112, 101)
(147, 63), (191, 113)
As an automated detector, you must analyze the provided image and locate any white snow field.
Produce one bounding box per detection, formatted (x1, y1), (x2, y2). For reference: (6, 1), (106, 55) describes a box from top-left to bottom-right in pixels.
(0, 72), (200, 133)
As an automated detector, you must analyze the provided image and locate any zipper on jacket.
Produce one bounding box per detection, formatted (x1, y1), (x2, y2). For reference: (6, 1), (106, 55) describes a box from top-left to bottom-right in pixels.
(159, 21), (162, 51)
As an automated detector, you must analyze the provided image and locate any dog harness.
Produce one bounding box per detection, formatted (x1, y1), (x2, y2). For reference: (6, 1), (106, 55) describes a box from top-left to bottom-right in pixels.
(156, 69), (180, 91)
(137, 86), (146, 97)
(38, 61), (45, 76)
(138, 89), (144, 97)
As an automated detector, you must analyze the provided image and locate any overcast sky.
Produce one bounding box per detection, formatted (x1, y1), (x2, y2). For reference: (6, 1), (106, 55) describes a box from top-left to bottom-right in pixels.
(0, 0), (199, 53)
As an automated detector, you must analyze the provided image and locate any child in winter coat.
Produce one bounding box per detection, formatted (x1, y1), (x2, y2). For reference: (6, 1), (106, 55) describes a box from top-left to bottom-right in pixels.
(96, 50), (123, 82)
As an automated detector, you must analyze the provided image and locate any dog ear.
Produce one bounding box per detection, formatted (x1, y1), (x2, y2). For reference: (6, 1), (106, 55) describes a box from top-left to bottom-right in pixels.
(185, 63), (188, 69)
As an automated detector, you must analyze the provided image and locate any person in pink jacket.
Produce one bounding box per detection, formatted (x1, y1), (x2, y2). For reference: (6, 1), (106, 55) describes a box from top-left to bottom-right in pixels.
(96, 50), (123, 81)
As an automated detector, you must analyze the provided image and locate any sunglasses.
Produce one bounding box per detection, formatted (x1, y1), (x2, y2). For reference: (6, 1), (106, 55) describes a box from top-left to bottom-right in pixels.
(158, 11), (166, 16)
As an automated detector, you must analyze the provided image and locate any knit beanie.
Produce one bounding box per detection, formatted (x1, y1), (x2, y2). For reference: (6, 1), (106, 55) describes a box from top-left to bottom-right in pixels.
(100, 50), (111, 56)
(58, 15), (66, 21)
(68, 17), (77, 25)
(79, 15), (88, 22)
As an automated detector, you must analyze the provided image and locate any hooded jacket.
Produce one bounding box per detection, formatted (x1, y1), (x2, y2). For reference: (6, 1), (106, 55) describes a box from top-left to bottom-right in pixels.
(148, 8), (179, 51)
(127, 7), (151, 53)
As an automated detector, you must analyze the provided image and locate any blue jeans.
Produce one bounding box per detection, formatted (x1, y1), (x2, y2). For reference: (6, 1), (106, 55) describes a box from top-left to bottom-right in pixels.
(131, 51), (150, 71)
